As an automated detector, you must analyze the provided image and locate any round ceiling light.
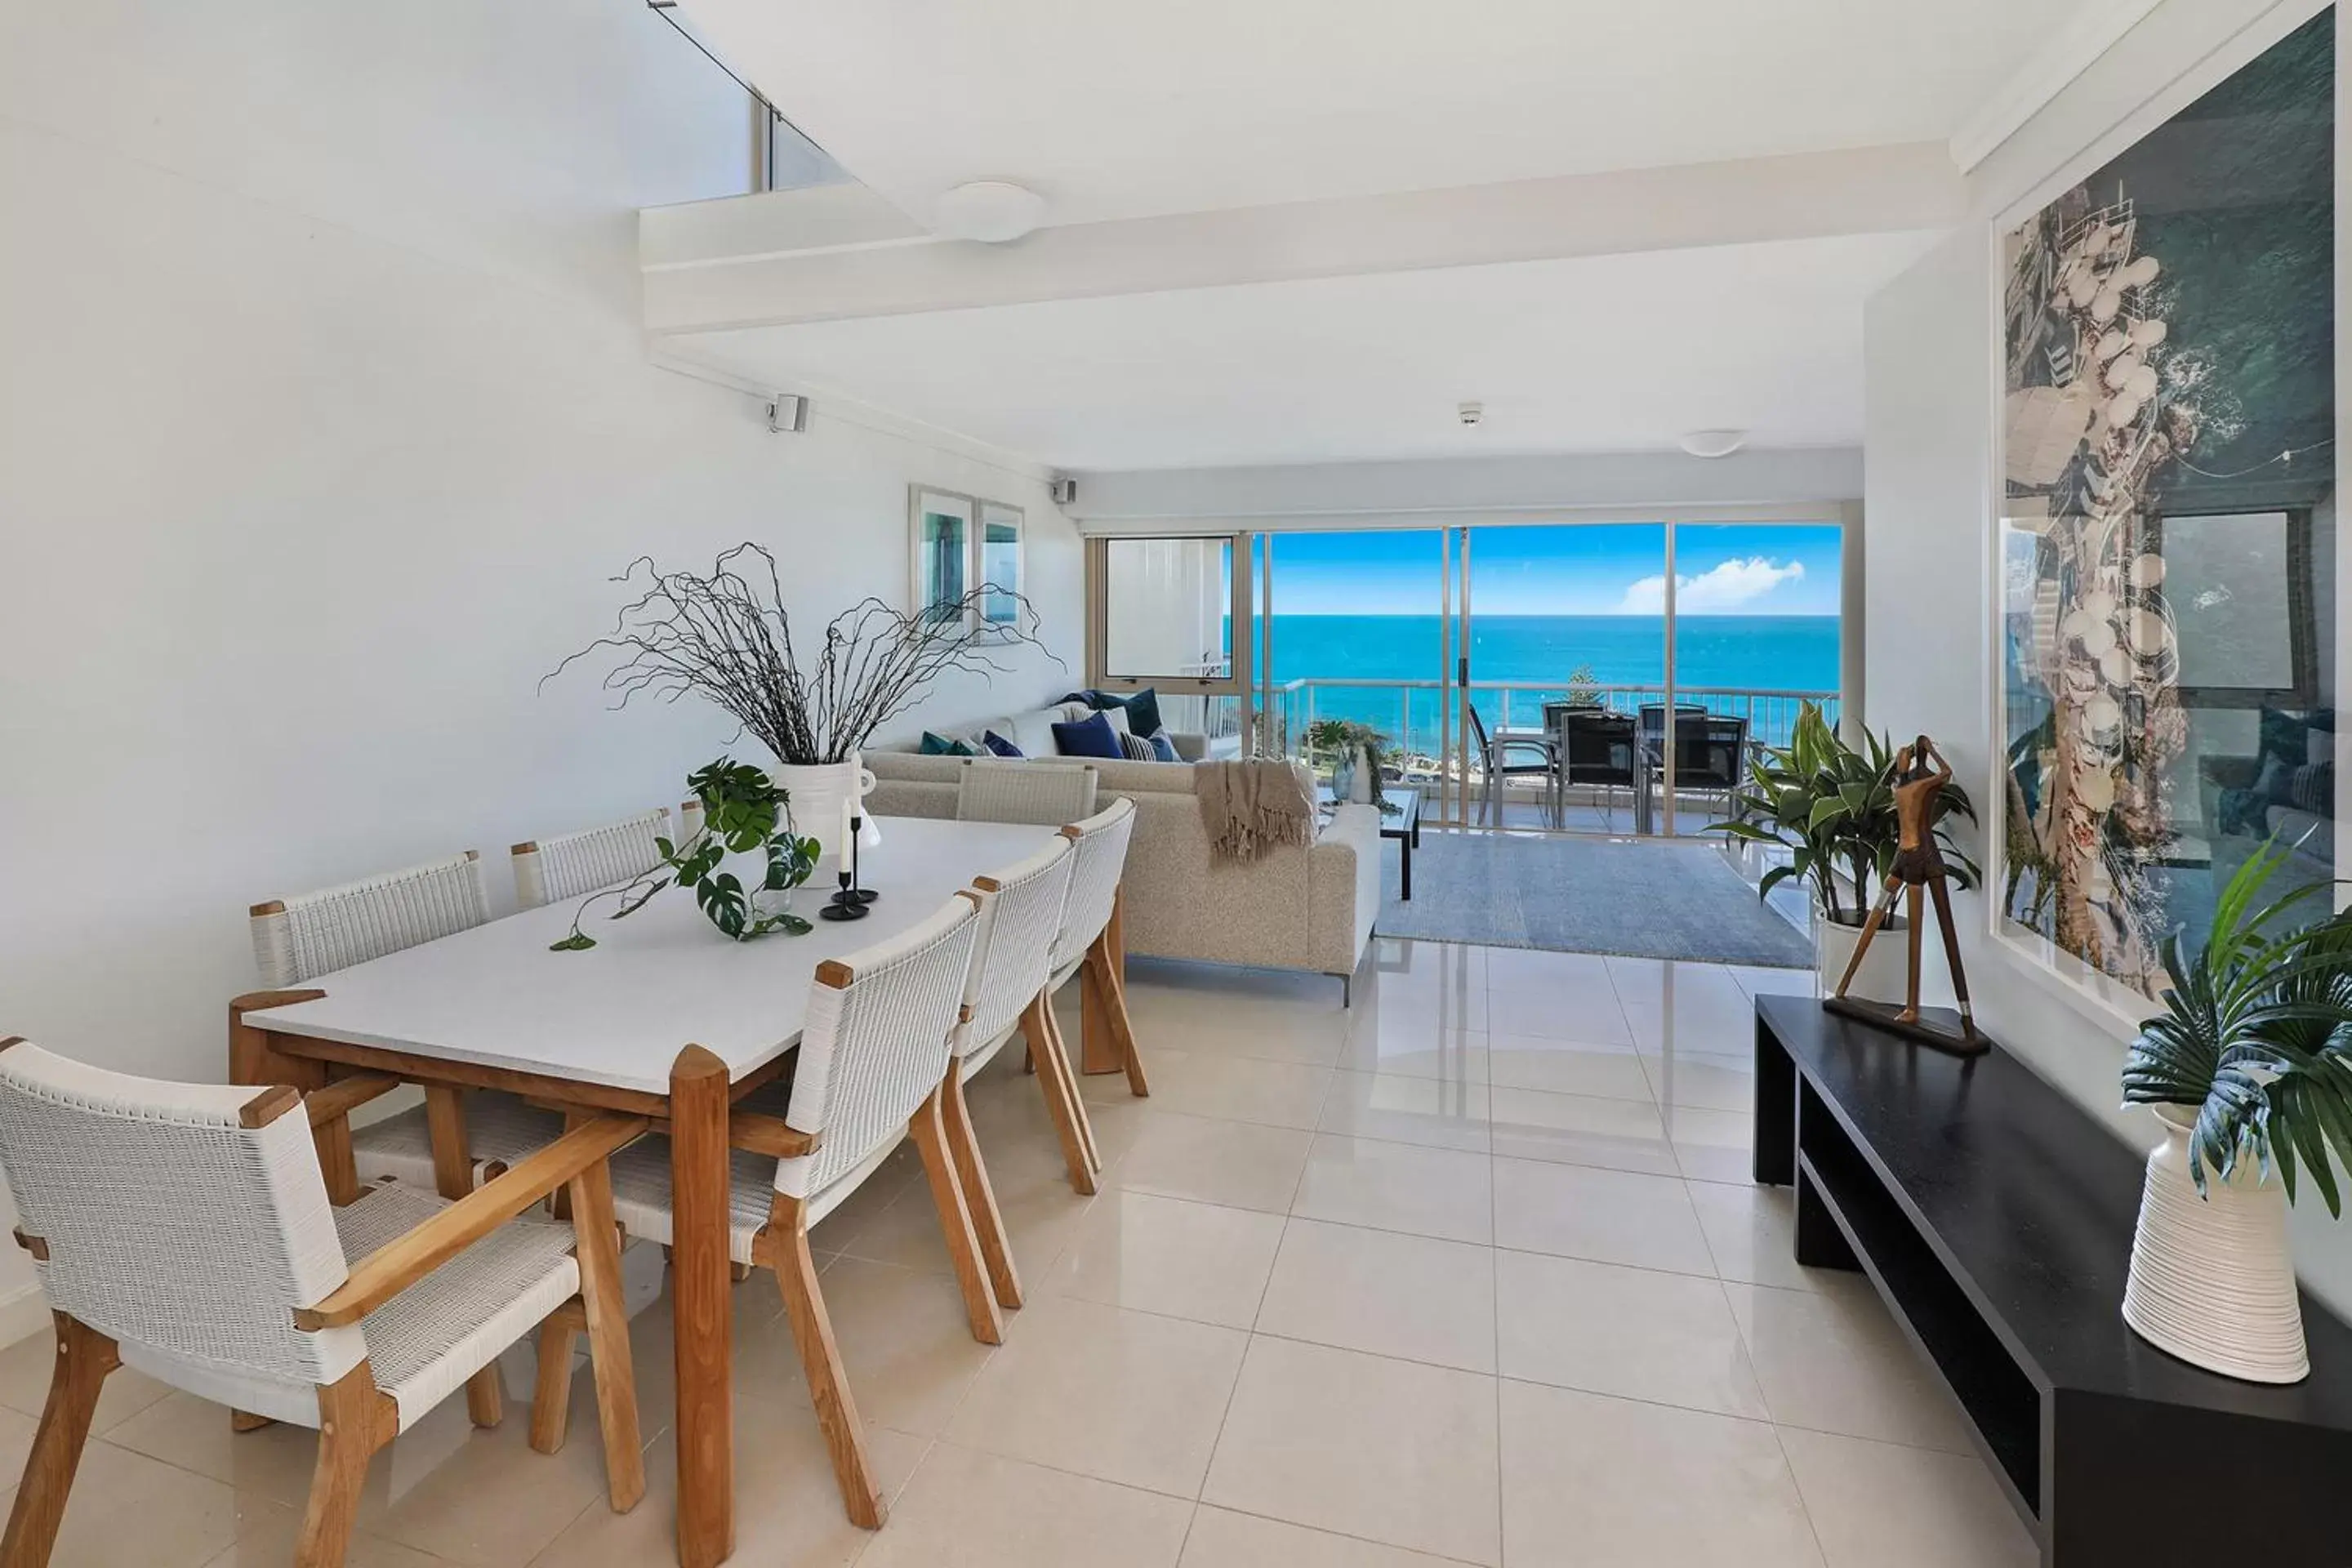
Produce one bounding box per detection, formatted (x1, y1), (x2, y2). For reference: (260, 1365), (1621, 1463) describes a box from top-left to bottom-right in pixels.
(933, 180), (1048, 243)
(1679, 429), (1748, 459)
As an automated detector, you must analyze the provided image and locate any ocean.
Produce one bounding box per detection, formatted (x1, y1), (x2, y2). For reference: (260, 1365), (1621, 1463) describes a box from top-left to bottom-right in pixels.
(1263, 613), (1842, 755)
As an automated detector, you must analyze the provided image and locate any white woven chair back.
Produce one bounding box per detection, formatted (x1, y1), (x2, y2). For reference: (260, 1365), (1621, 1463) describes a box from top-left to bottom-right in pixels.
(956, 760), (1099, 826)
(0, 1041), (363, 1392)
(251, 852), (492, 987)
(960, 837), (1076, 1055)
(514, 808), (673, 909)
(775, 896), (980, 1200)
(1049, 795), (1138, 973)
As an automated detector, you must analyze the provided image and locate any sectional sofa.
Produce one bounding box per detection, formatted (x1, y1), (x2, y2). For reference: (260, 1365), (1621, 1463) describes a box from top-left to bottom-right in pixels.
(868, 701), (1380, 996)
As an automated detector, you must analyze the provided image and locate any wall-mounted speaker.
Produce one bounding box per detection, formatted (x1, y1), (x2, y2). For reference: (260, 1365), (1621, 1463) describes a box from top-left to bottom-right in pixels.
(1049, 477), (1077, 506)
(765, 394), (808, 434)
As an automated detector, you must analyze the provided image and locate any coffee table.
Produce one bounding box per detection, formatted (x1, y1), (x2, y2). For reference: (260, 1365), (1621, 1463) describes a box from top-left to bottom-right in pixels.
(1319, 784), (1423, 899)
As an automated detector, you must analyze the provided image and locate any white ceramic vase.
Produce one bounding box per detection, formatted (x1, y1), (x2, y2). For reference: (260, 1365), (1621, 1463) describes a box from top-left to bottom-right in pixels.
(771, 755), (880, 872)
(2123, 1105), (2308, 1383)
(1815, 912), (1907, 1004)
(1348, 744), (1377, 804)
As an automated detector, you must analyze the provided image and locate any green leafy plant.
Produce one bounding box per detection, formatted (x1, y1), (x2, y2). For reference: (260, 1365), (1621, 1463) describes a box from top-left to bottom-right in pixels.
(1707, 702), (1980, 925)
(1304, 719), (1389, 807)
(2122, 836), (2352, 1211)
(551, 758), (821, 951)
(1565, 664), (1603, 709)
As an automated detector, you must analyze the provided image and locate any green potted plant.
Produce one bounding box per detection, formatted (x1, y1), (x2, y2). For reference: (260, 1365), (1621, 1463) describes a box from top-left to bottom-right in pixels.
(1305, 719), (1388, 807)
(551, 758), (821, 950)
(1707, 702), (1979, 1000)
(2117, 837), (2352, 1383)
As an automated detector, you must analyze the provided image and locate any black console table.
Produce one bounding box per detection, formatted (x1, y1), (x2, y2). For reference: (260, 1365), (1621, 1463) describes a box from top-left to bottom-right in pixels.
(1753, 993), (2352, 1566)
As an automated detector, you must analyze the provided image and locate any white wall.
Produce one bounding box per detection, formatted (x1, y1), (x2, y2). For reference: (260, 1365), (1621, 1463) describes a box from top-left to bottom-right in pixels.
(1863, 0), (2352, 1309)
(0, 2), (1080, 1327)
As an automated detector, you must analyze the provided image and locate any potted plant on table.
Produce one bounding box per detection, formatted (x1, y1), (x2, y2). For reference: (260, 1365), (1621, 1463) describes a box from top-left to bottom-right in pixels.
(551, 758), (820, 950)
(548, 543), (1056, 866)
(2118, 836), (2352, 1383)
(1707, 702), (1979, 1000)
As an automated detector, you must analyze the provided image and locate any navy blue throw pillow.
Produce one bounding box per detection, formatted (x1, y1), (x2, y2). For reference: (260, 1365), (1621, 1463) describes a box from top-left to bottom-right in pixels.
(982, 730), (1023, 758)
(1148, 731), (1182, 764)
(1051, 710), (1124, 760)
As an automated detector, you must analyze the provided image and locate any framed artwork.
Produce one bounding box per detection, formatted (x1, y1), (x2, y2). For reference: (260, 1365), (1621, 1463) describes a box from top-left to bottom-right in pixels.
(977, 499), (1025, 630)
(1993, 10), (2336, 1008)
(909, 486), (975, 630)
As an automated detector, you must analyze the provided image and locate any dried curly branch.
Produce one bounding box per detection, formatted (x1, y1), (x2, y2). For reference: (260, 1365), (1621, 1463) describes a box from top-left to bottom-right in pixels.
(545, 543), (1059, 764)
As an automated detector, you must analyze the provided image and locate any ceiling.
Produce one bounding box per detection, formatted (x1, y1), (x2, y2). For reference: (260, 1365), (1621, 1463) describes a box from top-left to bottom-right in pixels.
(680, 0), (2083, 227)
(669, 231), (1946, 470)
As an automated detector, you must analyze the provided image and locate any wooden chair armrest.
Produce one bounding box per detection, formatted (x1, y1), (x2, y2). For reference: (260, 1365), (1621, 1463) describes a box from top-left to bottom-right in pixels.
(295, 1114), (647, 1330)
(306, 1073), (401, 1128)
(728, 1111), (819, 1159)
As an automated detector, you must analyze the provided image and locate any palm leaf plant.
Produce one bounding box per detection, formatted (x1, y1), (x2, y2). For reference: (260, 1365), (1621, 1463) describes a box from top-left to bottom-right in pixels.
(1706, 702), (1980, 926)
(2121, 835), (2352, 1212)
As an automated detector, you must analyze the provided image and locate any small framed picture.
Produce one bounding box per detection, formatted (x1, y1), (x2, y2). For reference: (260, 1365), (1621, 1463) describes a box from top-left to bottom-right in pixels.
(977, 499), (1025, 630)
(909, 486), (975, 629)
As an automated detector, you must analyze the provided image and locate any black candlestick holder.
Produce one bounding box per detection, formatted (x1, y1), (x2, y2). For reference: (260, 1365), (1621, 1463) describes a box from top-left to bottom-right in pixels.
(818, 815), (880, 921)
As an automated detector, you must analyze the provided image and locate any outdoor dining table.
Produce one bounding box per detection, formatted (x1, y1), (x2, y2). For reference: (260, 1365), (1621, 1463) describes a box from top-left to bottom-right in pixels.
(228, 814), (1064, 1567)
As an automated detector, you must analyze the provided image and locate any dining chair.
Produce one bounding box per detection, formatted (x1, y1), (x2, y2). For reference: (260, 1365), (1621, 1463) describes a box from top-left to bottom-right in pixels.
(0, 1038), (645, 1568)
(510, 807), (676, 909)
(1557, 708), (1638, 817)
(602, 893), (990, 1529)
(956, 835), (1093, 1272)
(250, 855), (564, 1196)
(955, 759), (1099, 826)
(1042, 796), (1149, 1097)
(1466, 702), (1558, 826)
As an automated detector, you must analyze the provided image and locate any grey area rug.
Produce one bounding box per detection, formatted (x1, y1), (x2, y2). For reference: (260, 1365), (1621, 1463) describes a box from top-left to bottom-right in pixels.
(1374, 831), (1813, 966)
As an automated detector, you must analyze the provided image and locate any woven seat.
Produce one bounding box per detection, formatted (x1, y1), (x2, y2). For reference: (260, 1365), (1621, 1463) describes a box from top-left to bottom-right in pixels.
(349, 1094), (568, 1188)
(1042, 797), (1150, 1098)
(0, 1040), (644, 1566)
(955, 760), (1099, 826)
(511, 808), (677, 910)
(605, 893), (989, 1531)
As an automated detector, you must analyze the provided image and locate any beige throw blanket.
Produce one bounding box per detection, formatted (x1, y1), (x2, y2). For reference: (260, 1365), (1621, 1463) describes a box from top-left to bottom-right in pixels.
(1197, 760), (1317, 862)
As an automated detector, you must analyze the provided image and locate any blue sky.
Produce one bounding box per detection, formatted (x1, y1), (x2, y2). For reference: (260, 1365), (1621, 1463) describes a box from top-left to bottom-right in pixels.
(1268, 525), (1843, 616)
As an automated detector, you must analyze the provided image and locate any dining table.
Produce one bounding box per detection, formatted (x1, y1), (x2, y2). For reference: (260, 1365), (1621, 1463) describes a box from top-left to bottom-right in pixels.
(228, 814), (1066, 1567)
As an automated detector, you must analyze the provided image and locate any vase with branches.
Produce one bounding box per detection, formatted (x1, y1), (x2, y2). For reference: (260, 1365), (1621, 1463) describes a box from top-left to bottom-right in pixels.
(1305, 719), (1389, 808)
(547, 542), (1058, 862)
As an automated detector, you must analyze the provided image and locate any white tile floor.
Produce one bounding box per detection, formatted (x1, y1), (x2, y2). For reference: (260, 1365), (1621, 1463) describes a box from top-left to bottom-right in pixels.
(0, 940), (2037, 1567)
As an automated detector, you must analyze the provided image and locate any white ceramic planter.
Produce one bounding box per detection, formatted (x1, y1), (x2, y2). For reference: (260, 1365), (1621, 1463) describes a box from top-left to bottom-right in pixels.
(771, 756), (880, 871)
(1815, 912), (1908, 1004)
(2123, 1105), (2308, 1383)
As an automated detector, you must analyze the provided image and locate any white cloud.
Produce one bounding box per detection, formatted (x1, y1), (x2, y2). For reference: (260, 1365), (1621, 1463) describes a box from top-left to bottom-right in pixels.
(1618, 555), (1806, 614)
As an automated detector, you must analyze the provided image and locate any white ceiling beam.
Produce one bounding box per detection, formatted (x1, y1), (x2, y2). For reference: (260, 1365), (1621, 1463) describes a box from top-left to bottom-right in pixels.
(1948, 0), (2163, 172)
(641, 142), (1965, 335)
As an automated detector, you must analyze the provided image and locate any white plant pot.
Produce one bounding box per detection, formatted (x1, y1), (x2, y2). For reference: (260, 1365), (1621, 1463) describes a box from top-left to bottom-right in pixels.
(771, 756), (880, 872)
(1815, 912), (1908, 1004)
(2123, 1105), (2308, 1383)
(1348, 745), (1377, 804)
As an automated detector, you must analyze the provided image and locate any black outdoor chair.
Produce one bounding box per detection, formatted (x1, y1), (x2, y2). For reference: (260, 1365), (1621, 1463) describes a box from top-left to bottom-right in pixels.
(1551, 706), (1637, 817)
(1647, 709), (1749, 825)
(1467, 702), (1558, 826)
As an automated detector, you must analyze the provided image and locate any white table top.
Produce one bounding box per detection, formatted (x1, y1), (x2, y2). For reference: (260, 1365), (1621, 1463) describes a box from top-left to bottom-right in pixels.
(244, 817), (1058, 1096)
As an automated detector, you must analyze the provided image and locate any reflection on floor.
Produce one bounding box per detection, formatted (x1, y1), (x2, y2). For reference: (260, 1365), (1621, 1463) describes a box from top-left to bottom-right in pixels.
(0, 943), (2034, 1568)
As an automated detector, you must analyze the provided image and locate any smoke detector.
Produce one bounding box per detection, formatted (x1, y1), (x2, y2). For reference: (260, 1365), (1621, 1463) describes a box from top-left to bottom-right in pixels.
(1679, 429), (1747, 459)
(933, 181), (1048, 243)
(1457, 402), (1485, 428)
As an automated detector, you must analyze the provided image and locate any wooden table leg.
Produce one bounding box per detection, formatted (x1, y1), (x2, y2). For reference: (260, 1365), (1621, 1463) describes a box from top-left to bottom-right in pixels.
(424, 1085), (504, 1429)
(1080, 890), (1128, 1076)
(670, 1045), (734, 1568)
